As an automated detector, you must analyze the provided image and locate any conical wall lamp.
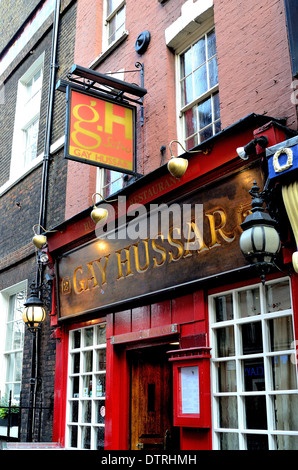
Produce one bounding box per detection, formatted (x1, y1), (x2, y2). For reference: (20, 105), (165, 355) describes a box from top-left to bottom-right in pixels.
(90, 193), (117, 224)
(167, 140), (209, 178)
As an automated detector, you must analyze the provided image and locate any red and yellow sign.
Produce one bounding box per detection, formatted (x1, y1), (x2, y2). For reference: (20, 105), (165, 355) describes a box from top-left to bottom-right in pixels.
(65, 88), (136, 174)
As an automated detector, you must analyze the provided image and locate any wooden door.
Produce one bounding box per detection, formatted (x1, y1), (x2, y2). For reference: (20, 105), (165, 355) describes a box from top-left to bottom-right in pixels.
(130, 346), (178, 451)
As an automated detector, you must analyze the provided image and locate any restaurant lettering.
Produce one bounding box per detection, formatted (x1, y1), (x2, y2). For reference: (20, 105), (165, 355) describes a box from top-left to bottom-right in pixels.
(58, 168), (259, 318)
(65, 88), (136, 173)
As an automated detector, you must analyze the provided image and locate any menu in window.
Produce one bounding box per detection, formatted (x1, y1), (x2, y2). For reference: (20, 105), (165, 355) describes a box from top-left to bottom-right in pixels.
(181, 366), (200, 414)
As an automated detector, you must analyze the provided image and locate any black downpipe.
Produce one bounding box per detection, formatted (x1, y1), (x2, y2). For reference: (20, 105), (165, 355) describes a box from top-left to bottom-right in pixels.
(38, 0), (61, 238)
(28, 0), (60, 442)
(35, 0), (60, 290)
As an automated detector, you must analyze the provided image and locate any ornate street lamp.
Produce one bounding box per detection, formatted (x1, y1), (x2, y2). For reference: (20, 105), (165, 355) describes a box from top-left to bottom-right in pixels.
(239, 181), (281, 283)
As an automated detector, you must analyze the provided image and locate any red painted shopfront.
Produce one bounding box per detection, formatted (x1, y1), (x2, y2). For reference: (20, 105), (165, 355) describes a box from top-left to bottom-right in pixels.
(48, 115), (298, 450)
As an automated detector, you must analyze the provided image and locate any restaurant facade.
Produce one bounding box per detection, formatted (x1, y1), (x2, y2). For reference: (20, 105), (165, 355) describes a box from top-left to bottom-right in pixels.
(46, 111), (298, 450)
(1, 0), (298, 451)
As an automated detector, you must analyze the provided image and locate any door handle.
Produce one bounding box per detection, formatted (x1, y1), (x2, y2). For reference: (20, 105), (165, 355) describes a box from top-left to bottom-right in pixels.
(136, 442), (144, 449)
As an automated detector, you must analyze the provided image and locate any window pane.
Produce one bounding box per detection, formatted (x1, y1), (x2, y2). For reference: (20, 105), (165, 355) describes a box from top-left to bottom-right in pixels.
(96, 402), (106, 424)
(96, 426), (105, 450)
(5, 323), (13, 350)
(193, 37), (206, 69)
(97, 350), (106, 371)
(180, 47), (192, 78)
(14, 352), (22, 381)
(185, 134), (198, 151)
(269, 316), (294, 351)
(82, 426), (91, 449)
(84, 327), (93, 347)
(70, 401), (78, 422)
(13, 321), (24, 349)
(199, 125), (213, 143)
(208, 56), (218, 88)
(276, 435), (298, 450)
(83, 375), (92, 397)
(246, 434), (268, 450)
(272, 355), (297, 390)
(72, 353), (80, 374)
(215, 294), (233, 322)
(241, 321), (263, 355)
(198, 97), (212, 129)
(207, 29), (216, 58)
(245, 396), (267, 429)
(83, 351), (93, 372)
(7, 294), (16, 322)
(181, 75), (193, 106)
(238, 287), (261, 318)
(213, 92), (220, 121)
(244, 358), (265, 391)
(218, 396), (238, 428)
(72, 376), (79, 398)
(70, 425), (78, 447)
(274, 394), (298, 431)
(218, 360), (237, 392)
(194, 64), (207, 97)
(107, 0), (123, 16)
(265, 280), (291, 312)
(97, 324), (106, 344)
(82, 400), (92, 423)
(95, 375), (106, 397)
(73, 330), (81, 349)
(219, 432), (239, 450)
(184, 107), (197, 138)
(5, 354), (14, 382)
(217, 326), (235, 357)
(215, 119), (221, 134)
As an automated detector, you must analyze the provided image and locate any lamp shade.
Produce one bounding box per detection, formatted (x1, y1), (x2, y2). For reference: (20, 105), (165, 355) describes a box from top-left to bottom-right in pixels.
(23, 291), (46, 330)
(239, 224), (281, 264)
(239, 181), (281, 281)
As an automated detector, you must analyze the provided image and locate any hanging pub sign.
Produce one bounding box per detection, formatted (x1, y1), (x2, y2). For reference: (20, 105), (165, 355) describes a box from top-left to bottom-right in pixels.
(65, 86), (137, 174)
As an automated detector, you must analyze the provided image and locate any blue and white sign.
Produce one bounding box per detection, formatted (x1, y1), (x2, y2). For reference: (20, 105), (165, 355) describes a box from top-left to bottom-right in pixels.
(268, 144), (298, 181)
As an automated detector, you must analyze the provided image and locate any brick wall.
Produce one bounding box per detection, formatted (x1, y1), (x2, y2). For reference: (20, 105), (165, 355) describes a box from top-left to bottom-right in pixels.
(0, 1), (77, 443)
(65, 0), (180, 218)
(0, 0), (41, 54)
(214, 0), (298, 130)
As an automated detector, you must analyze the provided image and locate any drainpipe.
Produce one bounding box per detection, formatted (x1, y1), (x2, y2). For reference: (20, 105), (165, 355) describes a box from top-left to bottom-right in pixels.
(28, 0), (60, 442)
(38, 0), (61, 234)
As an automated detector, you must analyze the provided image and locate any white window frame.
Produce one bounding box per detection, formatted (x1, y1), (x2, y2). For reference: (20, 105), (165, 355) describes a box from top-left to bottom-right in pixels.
(209, 277), (298, 450)
(103, 0), (126, 51)
(65, 323), (107, 450)
(175, 22), (220, 151)
(10, 53), (44, 181)
(0, 281), (27, 403)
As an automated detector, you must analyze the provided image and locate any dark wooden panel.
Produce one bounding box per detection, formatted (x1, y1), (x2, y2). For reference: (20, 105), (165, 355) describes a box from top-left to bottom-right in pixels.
(57, 167), (259, 319)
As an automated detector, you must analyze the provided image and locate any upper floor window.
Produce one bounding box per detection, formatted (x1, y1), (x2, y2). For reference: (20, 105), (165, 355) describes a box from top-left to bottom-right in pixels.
(178, 28), (221, 150)
(10, 54), (44, 180)
(97, 168), (124, 199)
(105, 0), (125, 47)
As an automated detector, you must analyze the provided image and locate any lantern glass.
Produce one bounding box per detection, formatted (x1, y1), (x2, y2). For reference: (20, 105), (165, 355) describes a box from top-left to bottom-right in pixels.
(240, 224), (281, 264)
(22, 305), (46, 329)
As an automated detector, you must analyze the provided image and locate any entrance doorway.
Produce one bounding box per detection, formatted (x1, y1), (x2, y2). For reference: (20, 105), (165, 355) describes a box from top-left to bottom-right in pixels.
(129, 345), (179, 450)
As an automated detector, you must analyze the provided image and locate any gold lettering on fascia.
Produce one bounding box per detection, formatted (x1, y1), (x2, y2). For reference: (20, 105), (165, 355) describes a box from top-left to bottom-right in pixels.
(61, 205), (244, 297)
